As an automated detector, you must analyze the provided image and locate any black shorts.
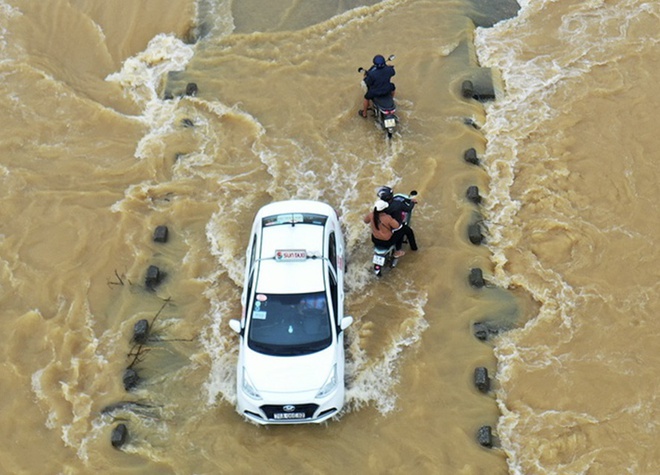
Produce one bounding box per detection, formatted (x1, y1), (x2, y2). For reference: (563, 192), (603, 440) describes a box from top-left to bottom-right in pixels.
(371, 234), (399, 248)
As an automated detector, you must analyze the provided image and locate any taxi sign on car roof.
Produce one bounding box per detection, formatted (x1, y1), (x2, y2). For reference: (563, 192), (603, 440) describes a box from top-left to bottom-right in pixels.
(275, 249), (307, 261)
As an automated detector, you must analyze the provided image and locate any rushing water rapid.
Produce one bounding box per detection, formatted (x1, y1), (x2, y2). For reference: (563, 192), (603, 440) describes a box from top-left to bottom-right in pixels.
(1, 0), (659, 474)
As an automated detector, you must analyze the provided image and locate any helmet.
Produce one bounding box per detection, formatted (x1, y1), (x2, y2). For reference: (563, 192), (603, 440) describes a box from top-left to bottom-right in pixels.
(377, 186), (393, 201)
(375, 200), (389, 212)
(373, 55), (386, 68)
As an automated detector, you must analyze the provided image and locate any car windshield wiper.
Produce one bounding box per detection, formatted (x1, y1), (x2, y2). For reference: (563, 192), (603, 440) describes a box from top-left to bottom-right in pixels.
(279, 348), (308, 356)
(248, 341), (309, 356)
(248, 339), (331, 356)
(248, 340), (277, 354)
(286, 340), (331, 355)
(304, 340), (331, 352)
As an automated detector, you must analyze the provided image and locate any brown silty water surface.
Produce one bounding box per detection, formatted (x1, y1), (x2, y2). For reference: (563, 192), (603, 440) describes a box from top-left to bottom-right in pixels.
(0, 0), (659, 474)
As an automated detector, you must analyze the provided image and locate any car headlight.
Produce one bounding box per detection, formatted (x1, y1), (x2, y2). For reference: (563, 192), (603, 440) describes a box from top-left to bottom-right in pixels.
(316, 365), (337, 398)
(241, 367), (262, 400)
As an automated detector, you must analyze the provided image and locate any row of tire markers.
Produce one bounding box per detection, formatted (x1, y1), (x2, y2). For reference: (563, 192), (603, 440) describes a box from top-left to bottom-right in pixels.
(462, 75), (498, 450)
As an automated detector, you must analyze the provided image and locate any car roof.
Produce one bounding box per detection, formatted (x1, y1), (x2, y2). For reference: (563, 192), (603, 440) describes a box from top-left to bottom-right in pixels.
(256, 259), (325, 294)
(255, 207), (328, 294)
(255, 200), (336, 220)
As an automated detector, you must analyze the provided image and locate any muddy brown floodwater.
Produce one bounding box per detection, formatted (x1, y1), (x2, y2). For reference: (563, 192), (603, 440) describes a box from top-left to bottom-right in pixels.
(1, 1), (659, 474)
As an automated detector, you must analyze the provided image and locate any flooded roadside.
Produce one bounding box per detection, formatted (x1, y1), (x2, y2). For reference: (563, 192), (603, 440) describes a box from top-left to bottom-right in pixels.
(4, 0), (658, 473)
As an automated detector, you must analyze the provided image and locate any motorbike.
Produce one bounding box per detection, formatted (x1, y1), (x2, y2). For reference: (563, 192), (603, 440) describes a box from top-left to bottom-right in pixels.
(372, 190), (417, 277)
(358, 55), (399, 139)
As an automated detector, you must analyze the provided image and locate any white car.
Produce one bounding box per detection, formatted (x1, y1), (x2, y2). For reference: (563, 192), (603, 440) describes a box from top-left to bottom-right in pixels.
(229, 200), (353, 424)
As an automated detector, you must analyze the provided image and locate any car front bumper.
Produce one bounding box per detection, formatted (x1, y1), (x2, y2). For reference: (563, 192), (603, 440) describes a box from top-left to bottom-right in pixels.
(236, 387), (345, 425)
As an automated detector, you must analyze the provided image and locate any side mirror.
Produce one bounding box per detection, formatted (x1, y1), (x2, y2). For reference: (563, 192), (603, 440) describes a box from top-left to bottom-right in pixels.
(229, 319), (242, 334)
(340, 316), (354, 331)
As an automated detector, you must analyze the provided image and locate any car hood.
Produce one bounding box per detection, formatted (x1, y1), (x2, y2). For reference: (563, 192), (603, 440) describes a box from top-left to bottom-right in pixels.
(244, 345), (336, 393)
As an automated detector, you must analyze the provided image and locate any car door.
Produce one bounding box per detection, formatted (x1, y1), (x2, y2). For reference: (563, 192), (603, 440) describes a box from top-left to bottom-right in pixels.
(326, 227), (344, 328)
(241, 233), (258, 322)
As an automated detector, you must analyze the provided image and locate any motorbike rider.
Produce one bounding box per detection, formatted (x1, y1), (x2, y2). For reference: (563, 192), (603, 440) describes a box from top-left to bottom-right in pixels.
(363, 199), (406, 258)
(377, 186), (418, 251)
(359, 54), (396, 118)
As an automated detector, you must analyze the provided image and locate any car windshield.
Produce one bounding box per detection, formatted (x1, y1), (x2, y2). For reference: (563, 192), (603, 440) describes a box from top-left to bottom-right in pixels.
(247, 291), (332, 356)
(262, 212), (327, 227)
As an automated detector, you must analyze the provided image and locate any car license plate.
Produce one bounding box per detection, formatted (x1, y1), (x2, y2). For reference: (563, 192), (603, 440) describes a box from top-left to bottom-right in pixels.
(373, 255), (386, 266)
(384, 118), (396, 128)
(273, 412), (305, 420)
